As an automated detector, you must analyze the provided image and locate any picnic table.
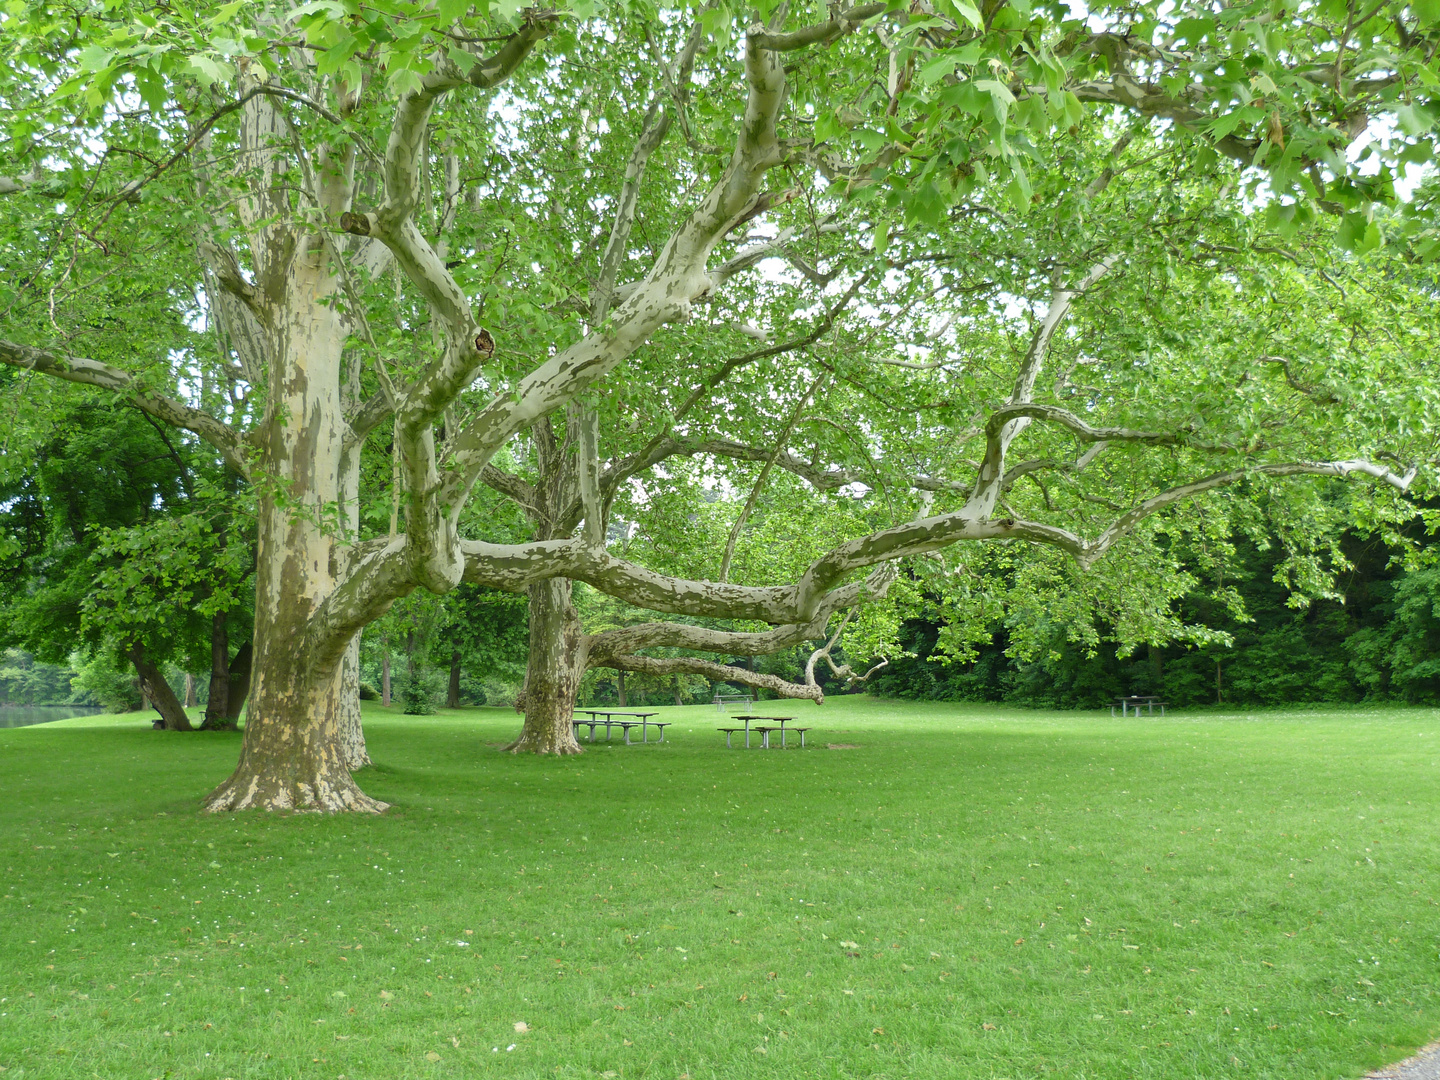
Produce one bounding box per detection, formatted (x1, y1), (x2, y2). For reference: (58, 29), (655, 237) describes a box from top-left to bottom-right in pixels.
(1112, 695), (1168, 717)
(712, 692), (754, 712)
(574, 710), (667, 744)
(718, 714), (811, 749)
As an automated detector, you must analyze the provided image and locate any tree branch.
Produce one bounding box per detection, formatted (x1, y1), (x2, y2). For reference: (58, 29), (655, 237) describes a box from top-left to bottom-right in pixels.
(600, 654), (824, 702)
(749, 2), (890, 51)
(0, 339), (249, 475)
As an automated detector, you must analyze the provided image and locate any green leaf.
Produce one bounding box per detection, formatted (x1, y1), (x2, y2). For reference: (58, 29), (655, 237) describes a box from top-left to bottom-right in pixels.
(133, 67), (167, 112)
(286, 0), (348, 18)
(1337, 211), (1375, 251)
(949, 0), (983, 30)
(814, 111), (843, 142)
(77, 45), (115, 73)
(1413, 0), (1440, 27)
(1396, 103), (1436, 137)
(1007, 167), (1032, 212)
(918, 55), (959, 85)
(186, 55), (230, 87)
(388, 66), (423, 96)
(436, 0), (471, 19)
(208, 1), (248, 26)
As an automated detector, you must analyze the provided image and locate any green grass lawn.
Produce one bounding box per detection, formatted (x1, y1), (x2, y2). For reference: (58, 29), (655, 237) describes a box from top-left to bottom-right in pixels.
(3, 697), (1440, 1079)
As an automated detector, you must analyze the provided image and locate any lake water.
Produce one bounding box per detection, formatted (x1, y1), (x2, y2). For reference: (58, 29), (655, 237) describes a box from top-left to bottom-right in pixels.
(0, 705), (107, 729)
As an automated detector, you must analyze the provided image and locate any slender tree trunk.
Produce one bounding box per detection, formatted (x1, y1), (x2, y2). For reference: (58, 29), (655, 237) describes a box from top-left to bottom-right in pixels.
(617, 668), (627, 708)
(201, 254), (384, 813)
(673, 676), (683, 707)
(447, 649), (462, 709)
(184, 673), (198, 708)
(381, 647), (392, 707)
(128, 642), (192, 731)
(200, 612), (233, 730)
(506, 578), (586, 754)
(225, 640), (252, 725)
(337, 635), (372, 770)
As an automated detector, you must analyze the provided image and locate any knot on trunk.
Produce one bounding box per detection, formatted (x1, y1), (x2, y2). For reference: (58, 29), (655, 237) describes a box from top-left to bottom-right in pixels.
(339, 211), (371, 236)
(475, 329), (496, 358)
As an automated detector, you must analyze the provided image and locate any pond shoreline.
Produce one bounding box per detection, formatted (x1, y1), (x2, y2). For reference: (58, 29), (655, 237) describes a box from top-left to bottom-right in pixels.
(0, 705), (108, 728)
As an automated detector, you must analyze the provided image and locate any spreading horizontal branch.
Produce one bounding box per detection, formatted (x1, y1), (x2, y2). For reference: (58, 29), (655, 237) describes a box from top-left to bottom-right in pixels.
(0, 339), (249, 475)
(601, 654), (824, 702)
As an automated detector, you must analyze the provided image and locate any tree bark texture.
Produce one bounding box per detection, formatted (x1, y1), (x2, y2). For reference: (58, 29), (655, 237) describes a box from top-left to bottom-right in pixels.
(200, 612), (233, 730)
(184, 673), (198, 708)
(506, 578), (586, 754)
(202, 256), (385, 812)
(448, 649), (462, 709)
(617, 669), (626, 708)
(337, 635), (372, 770)
(128, 642), (192, 731)
(225, 639), (252, 725)
(382, 645), (391, 707)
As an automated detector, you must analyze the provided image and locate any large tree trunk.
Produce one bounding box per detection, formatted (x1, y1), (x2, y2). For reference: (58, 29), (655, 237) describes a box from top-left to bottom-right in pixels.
(128, 642), (192, 731)
(447, 649), (462, 709)
(200, 612), (233, 730)
(506, 578), (586, 755)
(201, 253), (384, 813)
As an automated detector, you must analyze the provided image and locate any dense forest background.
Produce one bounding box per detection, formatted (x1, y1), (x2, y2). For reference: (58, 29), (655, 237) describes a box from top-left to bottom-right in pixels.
(865, 531), (1440, 709)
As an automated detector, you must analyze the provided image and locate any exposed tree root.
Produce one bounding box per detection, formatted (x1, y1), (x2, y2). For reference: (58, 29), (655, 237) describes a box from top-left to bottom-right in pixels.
(503, 731), (585, 755)
(201, 772), (389, 813)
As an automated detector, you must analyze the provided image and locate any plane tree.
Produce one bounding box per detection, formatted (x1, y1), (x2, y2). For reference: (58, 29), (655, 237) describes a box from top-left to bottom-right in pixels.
(0, 0), (1436, 810)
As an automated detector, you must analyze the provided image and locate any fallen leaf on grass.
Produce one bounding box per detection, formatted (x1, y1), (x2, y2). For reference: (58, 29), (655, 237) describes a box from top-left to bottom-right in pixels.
(425, 1051), (441, 1062)
(982, 1023), (997, 1030)
(514, 1022), (528, 1033)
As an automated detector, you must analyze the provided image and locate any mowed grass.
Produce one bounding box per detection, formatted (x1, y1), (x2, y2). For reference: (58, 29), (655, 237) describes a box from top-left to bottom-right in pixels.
(3, 699), (1440, 1079)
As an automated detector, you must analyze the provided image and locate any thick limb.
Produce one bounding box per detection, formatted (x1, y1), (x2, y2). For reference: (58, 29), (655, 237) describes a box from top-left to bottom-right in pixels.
(0, 340), (249, 474)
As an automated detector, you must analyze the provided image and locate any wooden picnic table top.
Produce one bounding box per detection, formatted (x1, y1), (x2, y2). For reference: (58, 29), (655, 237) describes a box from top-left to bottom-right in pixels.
(578, 710), (659, 719)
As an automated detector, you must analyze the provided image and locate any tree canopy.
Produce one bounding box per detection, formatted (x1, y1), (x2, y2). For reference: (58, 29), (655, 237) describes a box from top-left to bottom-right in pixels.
(0, 0), (1436, 809)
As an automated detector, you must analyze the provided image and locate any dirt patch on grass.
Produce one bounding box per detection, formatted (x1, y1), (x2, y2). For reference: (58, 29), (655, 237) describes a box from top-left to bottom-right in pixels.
(827, 743), (861, 749)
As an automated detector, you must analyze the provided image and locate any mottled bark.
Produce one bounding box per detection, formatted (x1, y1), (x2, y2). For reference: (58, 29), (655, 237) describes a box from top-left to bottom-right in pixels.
(128, 642), (192, 731)
(202, 249), (384, 812)
(506, 578), (585, 755)
(203, 640), (384, 812)
(337, 635), (372, 770)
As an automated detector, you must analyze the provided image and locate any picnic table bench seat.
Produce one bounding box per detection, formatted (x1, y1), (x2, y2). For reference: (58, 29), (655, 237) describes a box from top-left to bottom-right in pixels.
(1111, 696), (1169, 718)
